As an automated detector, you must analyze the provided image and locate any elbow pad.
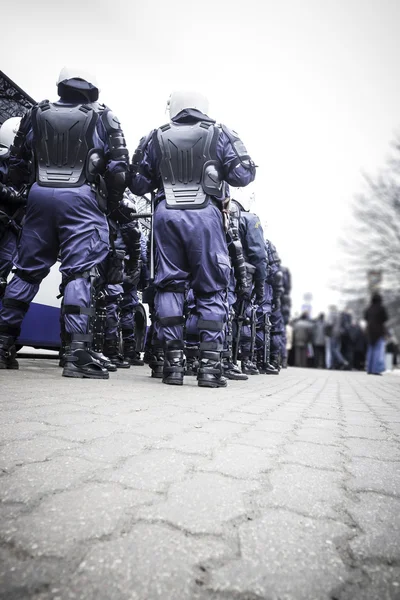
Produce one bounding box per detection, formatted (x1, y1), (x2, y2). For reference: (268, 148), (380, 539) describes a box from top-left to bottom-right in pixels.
(221, 124), (255, 171)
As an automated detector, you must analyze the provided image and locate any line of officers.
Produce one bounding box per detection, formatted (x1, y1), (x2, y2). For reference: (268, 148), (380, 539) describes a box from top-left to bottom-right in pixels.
(0, 68), (291, 388)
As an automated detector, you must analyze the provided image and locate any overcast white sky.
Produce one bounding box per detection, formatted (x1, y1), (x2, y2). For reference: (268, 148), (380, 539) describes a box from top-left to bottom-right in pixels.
(3, 0), (400, 315)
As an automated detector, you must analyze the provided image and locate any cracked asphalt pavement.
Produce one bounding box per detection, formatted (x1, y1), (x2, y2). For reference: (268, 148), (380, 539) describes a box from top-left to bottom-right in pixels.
(1, 360), (400, 600)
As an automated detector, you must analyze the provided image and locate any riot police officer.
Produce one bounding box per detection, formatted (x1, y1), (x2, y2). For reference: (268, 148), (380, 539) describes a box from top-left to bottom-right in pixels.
(130, 90), (256, 387)
(0, 117), (23, 304)
(230, 189), (267, 375)
(0, 68), (129, 376)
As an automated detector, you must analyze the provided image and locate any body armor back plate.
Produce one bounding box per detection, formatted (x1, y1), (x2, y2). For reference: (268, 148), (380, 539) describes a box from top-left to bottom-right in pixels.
(32, 101), (98, 187)
(155, 121), (222, 209)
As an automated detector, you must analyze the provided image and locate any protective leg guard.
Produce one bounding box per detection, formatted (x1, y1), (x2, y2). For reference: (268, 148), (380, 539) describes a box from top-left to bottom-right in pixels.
(222, 357), (248, 381)
(163, 341), (185, 386)
(62, 342), (109, 380)
(0, 335), (19, 370)
(241, 355), (260, 375)
(184, 345), (199, 376)
(149, 346), (164, 378)
(197, 350), (227, 389)
(103, 338), (130, 369)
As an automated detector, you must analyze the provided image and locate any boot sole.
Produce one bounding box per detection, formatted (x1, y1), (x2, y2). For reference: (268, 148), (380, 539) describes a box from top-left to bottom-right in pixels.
(162, 379), (184, 386)
(198, 381), (228, 388)
(62, 368), (109, 380)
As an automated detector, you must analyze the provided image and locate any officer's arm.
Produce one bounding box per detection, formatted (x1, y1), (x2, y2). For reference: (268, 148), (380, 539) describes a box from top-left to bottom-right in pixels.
(129, 134), (159, 196)
(98, 109), (129, 210)
(217, 126), (256, 187)
(9, 112), (33, 188)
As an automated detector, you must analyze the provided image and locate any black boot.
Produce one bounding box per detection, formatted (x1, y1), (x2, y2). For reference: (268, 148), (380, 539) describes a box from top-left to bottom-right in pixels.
(103, 339), (130, 369)
(184, 345), (199, 376)
(149, 346), (164, 378)
(222, 356), (248, 380)
(269, 353), (281, 373)
(281, 356), (288, 369)
(89, 350), (118, 372)
(123, 339), (144, 366)
(163, 341), (185, 386)
(197, 350), (227, 388)
(256, 350), (279, 375)
(241, 357), (259, 375)
(265, 362), (280, 374)
(0, 335), (19, 370)
(62, 342), (109, 379)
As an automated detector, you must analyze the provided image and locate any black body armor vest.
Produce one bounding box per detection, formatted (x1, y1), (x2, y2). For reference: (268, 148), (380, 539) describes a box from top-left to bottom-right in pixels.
(155, 121), (222, 209)
(32, 101), (98, 187)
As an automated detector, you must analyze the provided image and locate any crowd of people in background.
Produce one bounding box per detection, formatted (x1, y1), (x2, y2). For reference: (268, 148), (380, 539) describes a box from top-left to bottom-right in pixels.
(287, 294), (398, 375)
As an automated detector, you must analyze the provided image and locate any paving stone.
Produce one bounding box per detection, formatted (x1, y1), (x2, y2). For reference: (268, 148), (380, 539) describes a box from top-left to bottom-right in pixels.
(47, 420), (123, 442)
(255, 463), (347, 520)
(0, 456), (102, 504)
(223, 411), (264, 424)
(123, 420), (186, 438)
(136, 472), (260, 534)
(99, 449), (202, 492)
(281, 440), (343, 470)
(344, 438), (400, 460)
(0, 436), (79, 472)
(0, 483), (158, 558)
(155, 431), (222, 456)
(1, 421), (59, 443)
(349, 493), (400, 562)
(344, 425), (391, 440)
(294, 426), (341, 445)
(210, 509), (350, 599)
(197, 420), (246, 438)
(47, 524), (232, 600)
(338, 565), (400, 600)
(250, 419), (297, 433)
(304, 417), (343, 431)
(38, 411), (100, 427)
(0, 548), (69, 600)
(199, 443), (276, 479)
(347, 457), (400, 496)
(65, 432), (150, 463)
(234, 429), (285, 451)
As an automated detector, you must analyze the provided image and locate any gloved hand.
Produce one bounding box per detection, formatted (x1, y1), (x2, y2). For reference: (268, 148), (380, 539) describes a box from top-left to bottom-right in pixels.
(254, 280), (265, 305)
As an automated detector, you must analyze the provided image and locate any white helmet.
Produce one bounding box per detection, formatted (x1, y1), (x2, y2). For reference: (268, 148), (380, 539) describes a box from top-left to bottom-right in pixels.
(57, 67), (99, 102)
(230, 187), (255, 212)
(0, 117), (22, 151)
(167, 90), (209, 120)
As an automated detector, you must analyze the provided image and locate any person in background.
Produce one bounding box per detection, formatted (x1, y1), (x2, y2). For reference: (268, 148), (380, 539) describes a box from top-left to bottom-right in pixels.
(312, 312), (326, 368)
(364, 292), (388, 375)
(293, 311), (313, 368)
(325, 306), (350, 370)
(351, 318), (367, 371)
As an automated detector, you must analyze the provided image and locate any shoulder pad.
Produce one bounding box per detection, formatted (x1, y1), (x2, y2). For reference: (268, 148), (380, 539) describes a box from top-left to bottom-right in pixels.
(220, 123), (250, 162)
(37, 99), (50, 109)
(102, 108), (122, 131)
(219, 124), (239, 139)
